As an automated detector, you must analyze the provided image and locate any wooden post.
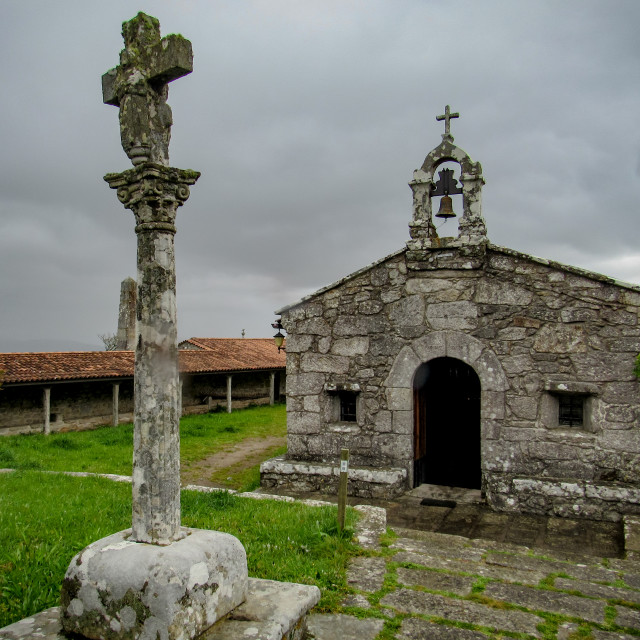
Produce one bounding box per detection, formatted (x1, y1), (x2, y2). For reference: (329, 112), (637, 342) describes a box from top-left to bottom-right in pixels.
(269, 372), (275, 406)
(112, 383), (120, 427)
(43, 387), (51, 435)
(337, 448), (349, 531)
(226, 375), (232, 414)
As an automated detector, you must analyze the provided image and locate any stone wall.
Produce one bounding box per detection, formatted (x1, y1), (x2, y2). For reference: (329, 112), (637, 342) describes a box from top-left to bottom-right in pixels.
(0, 371), (285, 435)
(0, 381), (134, 435)
(276, 243), (640, 520)
(182, 371), (284, 412)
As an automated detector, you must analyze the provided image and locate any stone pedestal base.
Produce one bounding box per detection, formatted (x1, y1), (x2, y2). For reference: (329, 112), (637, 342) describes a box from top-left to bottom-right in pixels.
(60, 528), (248, 640)
(1, 579), (320, 640)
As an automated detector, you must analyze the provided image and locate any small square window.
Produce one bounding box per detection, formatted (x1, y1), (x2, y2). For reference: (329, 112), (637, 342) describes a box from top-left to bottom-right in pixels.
(558, 395), (584, 427)
(339, 393), (357, 422)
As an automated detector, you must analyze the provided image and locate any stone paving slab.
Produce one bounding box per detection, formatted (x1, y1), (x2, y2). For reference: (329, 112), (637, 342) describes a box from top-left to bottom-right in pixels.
(380, 588), (544, 637)
(622, 573), (640, 589)
(558, 624), (639, 640)
(306, 614), (384, 640)
(396, 567), (475, 595)
(390, 537), (484, 561)
(614, 605), (640, 629)
(554, 577), (640, 604)
(484, 582), (606, 623)
(485, 551), (620, 583)
(592, 631), (640, 640)
(346, 556), (386, 593)
(396, 617), (491, 639)
(392, 550), (548, 585)
(340, 593), (371, 609)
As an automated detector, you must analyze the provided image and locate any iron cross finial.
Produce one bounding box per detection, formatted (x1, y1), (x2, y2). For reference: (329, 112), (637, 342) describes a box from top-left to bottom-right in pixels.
(436, 105), (459, 139)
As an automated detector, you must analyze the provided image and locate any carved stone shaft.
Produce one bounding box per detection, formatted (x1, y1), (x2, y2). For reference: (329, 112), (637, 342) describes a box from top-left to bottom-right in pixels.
(105, 164), (200, 544)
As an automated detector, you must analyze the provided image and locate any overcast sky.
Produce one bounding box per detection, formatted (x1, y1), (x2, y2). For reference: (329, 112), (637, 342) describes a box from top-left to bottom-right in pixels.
(1, 1), (639, 351)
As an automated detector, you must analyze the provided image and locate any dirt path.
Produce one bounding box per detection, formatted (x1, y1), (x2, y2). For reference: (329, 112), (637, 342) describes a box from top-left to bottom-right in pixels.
(181, 435), (285, 488)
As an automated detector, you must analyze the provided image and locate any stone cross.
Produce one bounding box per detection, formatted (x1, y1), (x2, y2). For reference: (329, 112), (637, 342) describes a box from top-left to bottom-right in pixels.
(436, 104), (459, 138)
(103, 13), (200, 545)
(102, 12), (193, 166)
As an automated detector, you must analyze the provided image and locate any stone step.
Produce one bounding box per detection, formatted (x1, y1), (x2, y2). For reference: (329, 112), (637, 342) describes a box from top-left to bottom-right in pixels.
(0, 579), (320, 640)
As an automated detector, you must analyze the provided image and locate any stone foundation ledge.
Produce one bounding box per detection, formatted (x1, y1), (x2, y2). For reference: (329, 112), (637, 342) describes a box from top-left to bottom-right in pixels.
(260, 456), (408, 499)
(486, 476), (640, 522)
(0, 579), (320, 640)
(624, 515), (640, 561)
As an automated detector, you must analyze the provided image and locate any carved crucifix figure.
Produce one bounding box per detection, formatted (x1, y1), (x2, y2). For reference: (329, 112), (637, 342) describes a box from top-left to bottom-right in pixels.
(102, 12), (193, 166)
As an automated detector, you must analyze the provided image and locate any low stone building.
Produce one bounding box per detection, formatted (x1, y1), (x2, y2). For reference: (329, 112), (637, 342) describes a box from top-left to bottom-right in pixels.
(261, 111), (640, 521)
(0, 339), (285, 435)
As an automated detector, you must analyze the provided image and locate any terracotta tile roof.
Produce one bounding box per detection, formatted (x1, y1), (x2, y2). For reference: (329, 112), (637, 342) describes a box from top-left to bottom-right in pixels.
(178, 338), (286, 371)
(0, 351), (134, 384)
(0, 339), (284, 385)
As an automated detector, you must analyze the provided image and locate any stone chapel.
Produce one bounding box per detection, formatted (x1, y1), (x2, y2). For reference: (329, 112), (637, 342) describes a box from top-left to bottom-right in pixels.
(261, 108), (640, 522)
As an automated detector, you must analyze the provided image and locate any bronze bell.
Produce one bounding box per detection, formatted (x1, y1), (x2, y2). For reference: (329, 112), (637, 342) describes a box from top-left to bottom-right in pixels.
(435, 195), (456, 219)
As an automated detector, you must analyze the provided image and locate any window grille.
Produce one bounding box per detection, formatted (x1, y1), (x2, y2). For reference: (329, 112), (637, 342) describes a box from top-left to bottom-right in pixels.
(339, 393), (357, 422)
(558, 394), (584, 427)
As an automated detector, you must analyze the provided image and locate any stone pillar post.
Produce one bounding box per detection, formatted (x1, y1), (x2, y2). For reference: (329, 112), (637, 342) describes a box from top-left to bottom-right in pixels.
(112, 382), (120, 427)
(269, 372), (275, 406)
(105, 164), (199, 545)
(43, 387), (51, 435)
(458, 168), (486, 242)
(227, 375), (233, 414)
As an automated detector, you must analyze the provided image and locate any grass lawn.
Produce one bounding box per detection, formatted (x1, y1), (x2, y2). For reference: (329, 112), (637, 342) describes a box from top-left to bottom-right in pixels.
(0, 404), (286, 490)
(0, 471), (359, 629)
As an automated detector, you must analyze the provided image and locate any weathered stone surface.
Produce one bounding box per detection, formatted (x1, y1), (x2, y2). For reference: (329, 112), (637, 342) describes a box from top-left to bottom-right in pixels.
(60, 528), (248, 640)
(426, 301), (477, 331)
(485, 552), (619, 583)
(330, 337), (369, 356)
(396, 567), (474, 595)
(346, 557), (387, 592)
(390, 537), (484, 562)
(306, 614), (384, 640)
(615, 605), (640, 630)
(554, 578), (640, 604)
(217, 578), (319, 639)
(340, 594), (371, 609)
(380, 589), (543, 637)
(396, 618), (491, 640)
(300, 354), (349, 374)
(484, 582), (606, 623)
(475, 278), (532, 306)
(392, 551), (546, 584)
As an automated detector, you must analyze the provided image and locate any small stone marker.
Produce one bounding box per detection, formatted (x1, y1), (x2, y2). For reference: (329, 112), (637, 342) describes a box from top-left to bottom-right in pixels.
(60, 14), (248, 640)
(338, 448), (349, 531)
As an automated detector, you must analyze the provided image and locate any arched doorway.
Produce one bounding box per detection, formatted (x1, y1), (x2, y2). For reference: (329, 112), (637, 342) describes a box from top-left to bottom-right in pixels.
(413, 357), (481, 489)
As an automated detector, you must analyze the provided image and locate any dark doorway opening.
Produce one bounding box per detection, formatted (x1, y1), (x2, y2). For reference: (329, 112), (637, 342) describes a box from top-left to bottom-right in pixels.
(413, 357), (481, 489)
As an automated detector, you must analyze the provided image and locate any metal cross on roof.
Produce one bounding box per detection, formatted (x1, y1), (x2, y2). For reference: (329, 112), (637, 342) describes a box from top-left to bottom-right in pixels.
(436, 105), (459, 138)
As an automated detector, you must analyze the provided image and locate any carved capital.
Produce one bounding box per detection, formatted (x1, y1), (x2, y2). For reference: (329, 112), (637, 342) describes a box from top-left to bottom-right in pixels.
(104, 163), (200, 233)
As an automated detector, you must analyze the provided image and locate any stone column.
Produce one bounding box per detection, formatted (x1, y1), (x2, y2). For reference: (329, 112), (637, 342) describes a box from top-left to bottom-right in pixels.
(227, 374), (233, 413)
(43, 387), (51, 435)
(269, 372), (275, 406)
(105, 164), (199, 545)
(112, 382), (119, 427)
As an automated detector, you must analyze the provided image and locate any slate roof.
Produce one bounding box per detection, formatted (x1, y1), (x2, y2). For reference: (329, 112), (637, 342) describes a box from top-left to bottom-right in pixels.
(0, 339), (284, 385)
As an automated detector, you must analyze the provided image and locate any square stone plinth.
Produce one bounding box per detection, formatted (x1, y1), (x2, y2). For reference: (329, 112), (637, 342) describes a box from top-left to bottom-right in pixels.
(60, 528), (248, 640)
